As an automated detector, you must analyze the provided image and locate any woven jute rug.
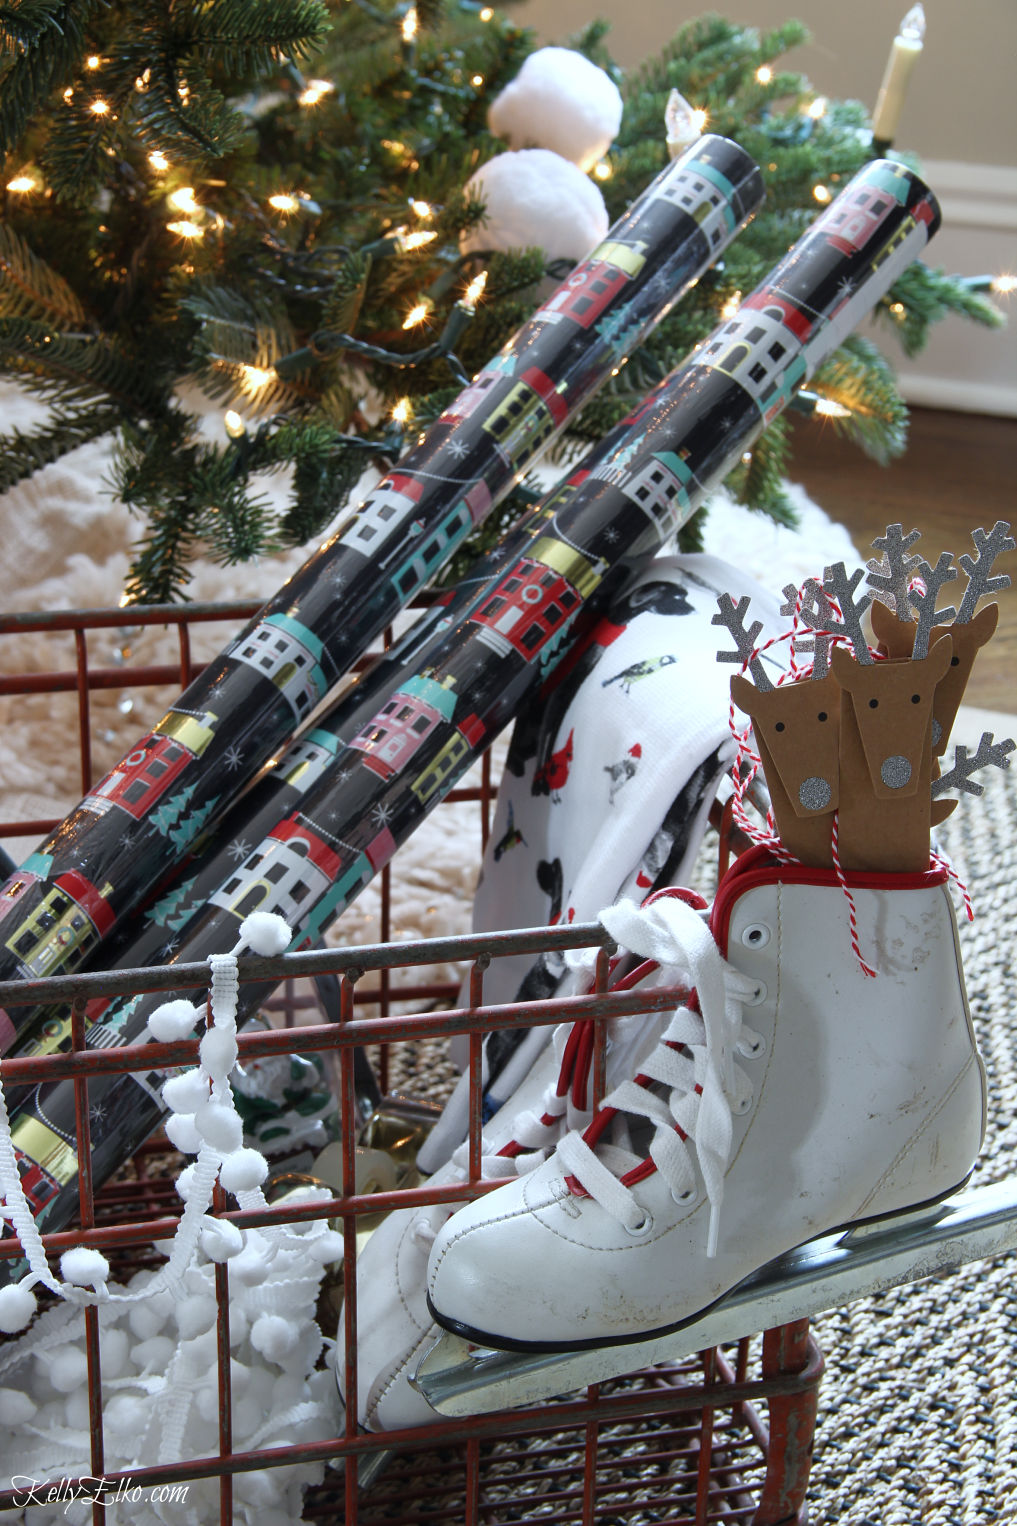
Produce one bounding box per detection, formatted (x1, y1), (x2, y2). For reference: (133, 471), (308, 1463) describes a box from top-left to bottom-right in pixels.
(805, 728), (1017, 1526)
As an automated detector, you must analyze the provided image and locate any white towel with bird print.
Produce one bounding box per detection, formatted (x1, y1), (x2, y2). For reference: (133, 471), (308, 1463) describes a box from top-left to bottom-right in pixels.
(471, 552), (787, 1011)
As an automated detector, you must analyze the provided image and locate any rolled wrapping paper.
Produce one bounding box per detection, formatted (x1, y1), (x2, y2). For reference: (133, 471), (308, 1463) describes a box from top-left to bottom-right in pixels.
(0, 135), (765, 1054)
(0, 160), (941, 1275)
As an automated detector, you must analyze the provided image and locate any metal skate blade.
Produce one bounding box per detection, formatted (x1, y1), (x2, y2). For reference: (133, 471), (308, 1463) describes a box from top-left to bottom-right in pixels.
(412, 1178), (1017, 1416)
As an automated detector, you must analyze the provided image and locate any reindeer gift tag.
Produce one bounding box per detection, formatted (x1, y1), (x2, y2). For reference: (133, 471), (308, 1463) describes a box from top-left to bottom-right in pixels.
(719, 519), (1015, 877)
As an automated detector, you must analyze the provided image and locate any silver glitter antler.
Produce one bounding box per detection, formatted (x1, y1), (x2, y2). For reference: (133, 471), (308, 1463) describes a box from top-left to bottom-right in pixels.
(781, 578), (838, 678)
(931, 732), (1015, 799)
(713, 593), (773, 691)
(822, 562), (873, 664)
(866, 523), (923, 615)
(909, 552), (958, 658)
(956, 521), (1015, 623)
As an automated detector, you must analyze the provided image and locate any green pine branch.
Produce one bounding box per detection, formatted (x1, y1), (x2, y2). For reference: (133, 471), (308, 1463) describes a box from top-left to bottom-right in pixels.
(0, 402), (122, 490)
(725, 413), (796, 523)
(877, 262), (1007, 358)
(0, 317), (165, 409)
(0, 223), (88, 325)
(808, 336), (909, 465)
(0, 0), (102, 158)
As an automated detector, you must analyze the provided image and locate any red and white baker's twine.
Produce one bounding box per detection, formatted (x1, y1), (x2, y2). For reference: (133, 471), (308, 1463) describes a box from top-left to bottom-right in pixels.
(830, 812), (878, 978)
(931, 845), (974, 922)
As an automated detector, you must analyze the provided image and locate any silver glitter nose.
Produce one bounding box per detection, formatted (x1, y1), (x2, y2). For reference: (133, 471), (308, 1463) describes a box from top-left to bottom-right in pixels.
(799, 775), (832, 810)
(881, 754), (912, 789)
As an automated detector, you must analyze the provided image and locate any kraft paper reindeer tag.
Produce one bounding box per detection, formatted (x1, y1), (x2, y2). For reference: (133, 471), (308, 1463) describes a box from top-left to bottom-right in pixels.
(721, 520), (1016, 874)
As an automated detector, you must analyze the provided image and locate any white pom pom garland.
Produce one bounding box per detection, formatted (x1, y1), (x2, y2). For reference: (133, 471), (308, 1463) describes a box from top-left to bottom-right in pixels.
(459, 149), (608, 264)
(147, 999), (202, 1043)
(0, 912), (352, 1510)
(488, 46), (623, 171)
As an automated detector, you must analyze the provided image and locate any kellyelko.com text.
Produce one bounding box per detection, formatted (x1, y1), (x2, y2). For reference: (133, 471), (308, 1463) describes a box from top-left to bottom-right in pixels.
(11, 1476), (190, 1512)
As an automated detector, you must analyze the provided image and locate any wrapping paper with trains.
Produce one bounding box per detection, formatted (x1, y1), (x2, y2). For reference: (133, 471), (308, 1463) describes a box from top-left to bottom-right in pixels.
(0, 157), (946, 1274)
(0, 133), (764, 1046)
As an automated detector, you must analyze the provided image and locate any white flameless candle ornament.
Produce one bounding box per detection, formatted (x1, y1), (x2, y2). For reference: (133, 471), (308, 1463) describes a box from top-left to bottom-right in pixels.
(872, 4), (925, 147)
(665, 90), (706, 159)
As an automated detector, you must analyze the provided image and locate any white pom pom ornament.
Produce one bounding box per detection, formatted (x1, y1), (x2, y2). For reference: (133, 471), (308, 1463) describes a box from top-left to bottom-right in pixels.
(251, 1312), (300, 1362)
(0, 1283), (37, 1333)
(0, 1385), (37, 1424)
(174, 1291), (218, 1339)
(460, 149), (608, 265)
(164, 1110), (202, 1155)
(60, 1245), (110, 1288)
(147, 999), (202, 1043)
(45, 1343), (89, 1393)
(239, 911), (292, 956)
(162, 1069), (210, 1114)
(488, 46), (622, 171)
(199, 1215), (244, 1262)
(193, 1097), (244, 1154)
(219, 1147), (269, 1194)
(175, 1162), (198, 1202)
(199, 1025), (239, 1080)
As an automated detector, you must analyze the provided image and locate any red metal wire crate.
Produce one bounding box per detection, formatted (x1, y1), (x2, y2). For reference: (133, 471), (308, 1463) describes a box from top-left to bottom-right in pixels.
(0, 601), (822, 1525)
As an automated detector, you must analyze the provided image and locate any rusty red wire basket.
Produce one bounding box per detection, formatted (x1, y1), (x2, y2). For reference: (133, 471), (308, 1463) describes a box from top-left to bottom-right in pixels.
(0, 601), (822, 1525)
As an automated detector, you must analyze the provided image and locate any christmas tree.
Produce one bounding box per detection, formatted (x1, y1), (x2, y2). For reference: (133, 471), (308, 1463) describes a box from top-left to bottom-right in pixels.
(1, 1), (1004, 602)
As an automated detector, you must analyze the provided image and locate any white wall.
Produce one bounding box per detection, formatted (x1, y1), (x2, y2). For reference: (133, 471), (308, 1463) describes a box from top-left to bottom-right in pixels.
(511, 0), (1017, 412)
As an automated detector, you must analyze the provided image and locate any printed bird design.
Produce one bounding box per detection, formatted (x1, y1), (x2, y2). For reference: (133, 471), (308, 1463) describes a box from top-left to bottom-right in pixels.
(493, 801), (527, 862)
(602, 653), (677, 693)
(533, 728), (574, 802)
(605, 742), (642, 803)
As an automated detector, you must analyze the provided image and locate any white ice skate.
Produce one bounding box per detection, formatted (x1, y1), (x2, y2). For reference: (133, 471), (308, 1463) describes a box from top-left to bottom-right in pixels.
(425, 856), (986, 1352)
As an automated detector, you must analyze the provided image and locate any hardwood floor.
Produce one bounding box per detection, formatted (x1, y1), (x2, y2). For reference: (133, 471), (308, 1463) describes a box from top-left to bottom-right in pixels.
(787, 407), (1017, 712)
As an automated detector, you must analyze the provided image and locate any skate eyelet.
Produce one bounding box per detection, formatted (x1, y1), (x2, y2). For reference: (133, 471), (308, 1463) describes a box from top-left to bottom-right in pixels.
(738, 1033), (765, 1057)
(741, 923), (770, 949)
(745, 981), (767, 1006)
(733, 1092), (753, 1115)
(671, 1188), (697, 1206)
(623, 1213), (653, 1236)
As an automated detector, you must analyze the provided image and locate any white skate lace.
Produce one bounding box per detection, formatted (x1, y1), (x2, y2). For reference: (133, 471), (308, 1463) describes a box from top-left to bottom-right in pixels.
(409, 981), (669, 1250)
(409, 1023), (600, 1250)
(554, 892), (761, 1257)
